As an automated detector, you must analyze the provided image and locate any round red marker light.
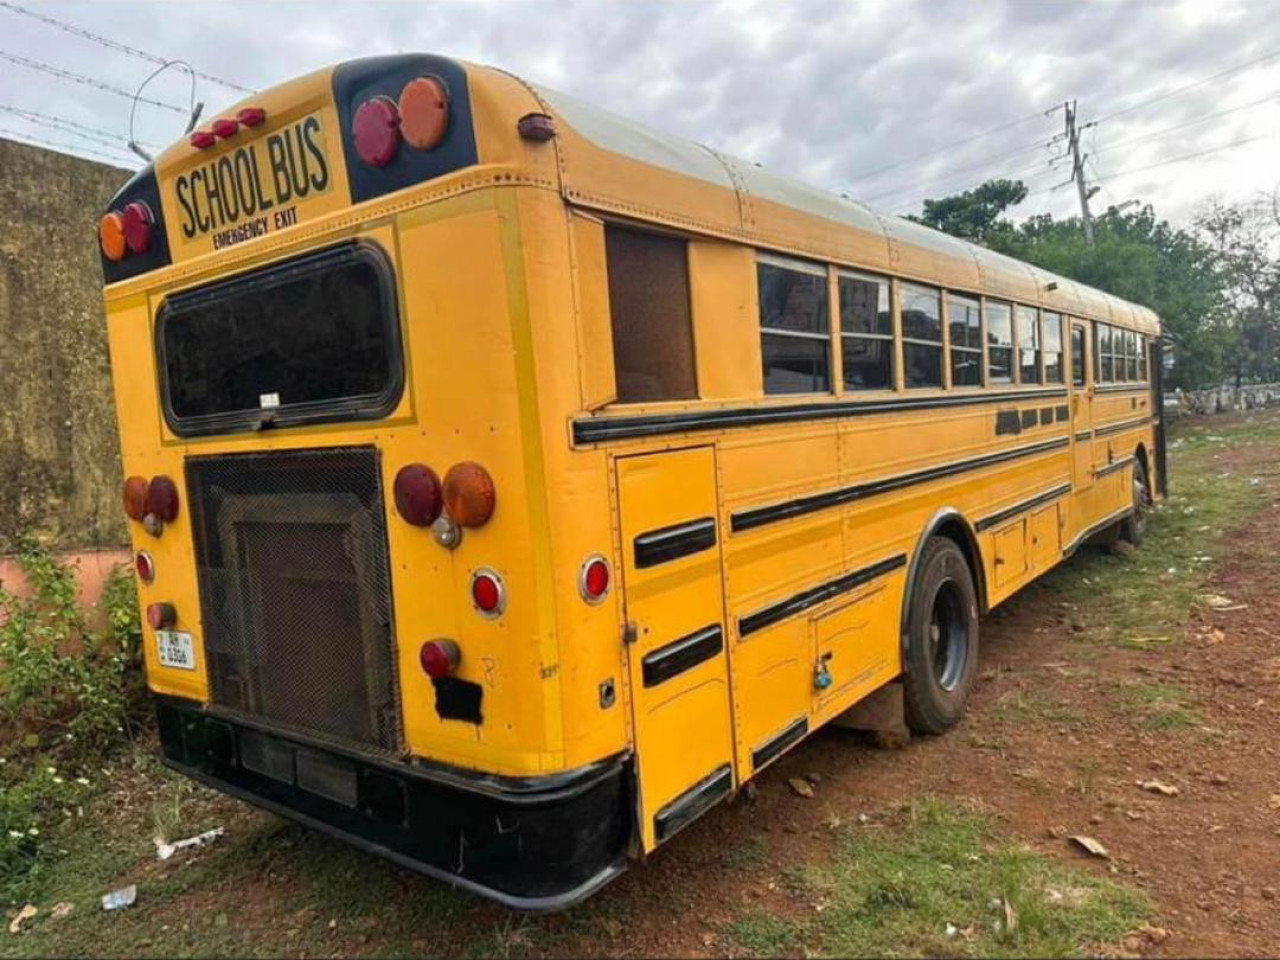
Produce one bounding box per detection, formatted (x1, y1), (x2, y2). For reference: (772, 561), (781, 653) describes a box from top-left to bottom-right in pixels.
(211, 117), (239, 139)
(135, 551), (155, 584)
(237, 107), (266, 128)
(146, 475), (180, 522)
(122, 201), (154, 254)
(580, 555), (611, 604)
(353, 96), (400, 167)
(189, 129), (216, 149)
(146, 602), (176, 630)
(471, 569), (505, 616)
(419, 639), (461, 679)
(393, 464), (443, 527)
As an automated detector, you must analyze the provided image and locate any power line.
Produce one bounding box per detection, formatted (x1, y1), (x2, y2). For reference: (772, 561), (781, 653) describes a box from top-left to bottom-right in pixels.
(1024, 130), (1277, 201)
(0, 49), (188, 113)
(1094, 44), (1280, 126)
(0, 1), (255, 95)
(844, 108), (1048, 184)
(0, 103), (161, 150)
(0, 127), (137, 165)
(863, 135), (1058, 205)
(1091, 89), (1280, 160)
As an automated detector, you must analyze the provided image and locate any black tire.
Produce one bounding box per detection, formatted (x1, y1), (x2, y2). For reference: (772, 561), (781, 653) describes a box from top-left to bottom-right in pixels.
(1119, 459), (1152, 547)
(902, 537), (980, 735)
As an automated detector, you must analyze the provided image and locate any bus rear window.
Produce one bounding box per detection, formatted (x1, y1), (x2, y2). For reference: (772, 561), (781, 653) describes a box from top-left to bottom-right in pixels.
(158, 243), (401, 436)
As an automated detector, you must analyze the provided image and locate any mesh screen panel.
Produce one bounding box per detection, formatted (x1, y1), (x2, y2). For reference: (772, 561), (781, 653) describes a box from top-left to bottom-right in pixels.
(187, 447), (402, 754)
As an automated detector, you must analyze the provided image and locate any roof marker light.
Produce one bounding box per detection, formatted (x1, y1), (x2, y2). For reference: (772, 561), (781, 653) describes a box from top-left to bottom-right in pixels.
(189, 129), (216, 149)
(211, 117), (239, 139)
(517, 113), (557, 142)
(237, 107), (266, 128)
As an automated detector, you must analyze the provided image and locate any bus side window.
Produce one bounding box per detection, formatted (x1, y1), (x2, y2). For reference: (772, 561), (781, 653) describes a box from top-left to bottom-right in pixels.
(986, 301), (1014, 385)
(1071, 323), (1086, 387)
(605, 225), (698, 403)
(900, 282), (943, 389)
(1043, 312), (1064, 384)
(1016, 305), (1041, 384)
(758, 255), (832, 395)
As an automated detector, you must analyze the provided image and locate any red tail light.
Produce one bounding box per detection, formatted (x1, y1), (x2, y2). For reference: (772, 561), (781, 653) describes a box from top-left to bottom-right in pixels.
(353, 97), (400, 167)
(189, 129), (216, 149)
(237, 107), (266, 128)
(146, 602), (176, 630)
(146, 475), (180, 522)
(471, 569), (505, 616)
(135, 551), (155, 584)
(393, 464), (443, 527)
(122, 201), (154, 254)
(579, 555), (611, 604)
(211, 117), (239, 139)
(123, 475), (150, 521)
(443, 462), (496, 528)
(419, 639), (461, 679)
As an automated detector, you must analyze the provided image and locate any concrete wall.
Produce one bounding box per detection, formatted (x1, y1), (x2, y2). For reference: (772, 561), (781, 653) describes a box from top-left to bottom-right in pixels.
(1174, 383), (1280, 415)
(0, 138), (132, 554)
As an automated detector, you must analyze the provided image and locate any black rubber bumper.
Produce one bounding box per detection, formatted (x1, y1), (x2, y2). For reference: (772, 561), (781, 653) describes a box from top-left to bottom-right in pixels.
(155, 698), (631, 910)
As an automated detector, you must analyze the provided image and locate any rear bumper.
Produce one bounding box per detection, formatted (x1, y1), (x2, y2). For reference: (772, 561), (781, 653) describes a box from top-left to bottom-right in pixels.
(155, 698), (630, 910)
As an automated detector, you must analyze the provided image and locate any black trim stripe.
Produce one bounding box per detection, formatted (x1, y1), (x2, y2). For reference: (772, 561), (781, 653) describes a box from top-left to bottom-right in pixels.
(653, 764), (733, 842)
(739, 554), (907, 638)
(975, 483), (1072, 533)
(751, 717), (808, 772)
(1094, 383), (1151, 395)
(641, 625), (724, 688)
(1064, 503), (1131, 555)
(1074, 430), (1092, 442)
(573, 388), (1069, 444)
(732, 436), (1069, 533)
(1095, 456), (1136, 479)
(1095, 415), (1153, 438)
(634, 517), (716, 569)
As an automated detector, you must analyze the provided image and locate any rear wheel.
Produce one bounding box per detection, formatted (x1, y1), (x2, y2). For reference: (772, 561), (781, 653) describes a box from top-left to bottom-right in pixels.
(1120, 459), (1152, 547)
(902, 537), (980, 735)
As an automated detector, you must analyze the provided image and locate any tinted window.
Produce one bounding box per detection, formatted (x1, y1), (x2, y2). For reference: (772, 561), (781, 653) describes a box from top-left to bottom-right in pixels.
(1071, 323), (1086, 387)
(159, 243), (400, 436)
(900, 283), (942, 389)
(1043, 312), (1063, 384)
(948, 294), (982, 388)
(605, 226), (697, 403)
(986, 301), (1013, 385)
(759, 259), (831, 394)
(1017, 305), (1040, 384)
(839, 272), (893, 391)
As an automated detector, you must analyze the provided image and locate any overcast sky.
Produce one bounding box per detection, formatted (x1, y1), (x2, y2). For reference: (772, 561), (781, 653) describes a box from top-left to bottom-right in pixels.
(2, 0), (1278, 228)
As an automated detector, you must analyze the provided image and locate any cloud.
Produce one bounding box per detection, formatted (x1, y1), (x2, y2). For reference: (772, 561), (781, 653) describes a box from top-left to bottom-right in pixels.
(1, 0), (1277, 227)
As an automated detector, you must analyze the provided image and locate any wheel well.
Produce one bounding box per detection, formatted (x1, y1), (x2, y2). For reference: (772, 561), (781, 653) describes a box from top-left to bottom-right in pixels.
(900, 511), (989, 647)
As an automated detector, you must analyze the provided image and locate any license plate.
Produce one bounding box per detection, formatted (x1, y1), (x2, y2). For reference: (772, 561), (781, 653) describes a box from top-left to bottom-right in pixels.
(156, 630), (197, 671)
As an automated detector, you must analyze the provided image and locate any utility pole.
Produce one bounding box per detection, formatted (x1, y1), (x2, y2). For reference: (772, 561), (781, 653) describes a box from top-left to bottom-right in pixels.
(1062, 100), (1098, 246)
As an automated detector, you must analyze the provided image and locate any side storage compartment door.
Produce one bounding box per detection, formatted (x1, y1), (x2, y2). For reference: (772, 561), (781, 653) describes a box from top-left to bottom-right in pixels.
(616, 447), (735, 851)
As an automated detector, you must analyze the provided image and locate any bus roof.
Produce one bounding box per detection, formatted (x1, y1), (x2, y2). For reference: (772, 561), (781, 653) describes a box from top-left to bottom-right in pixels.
(516, 78), (1160, 336)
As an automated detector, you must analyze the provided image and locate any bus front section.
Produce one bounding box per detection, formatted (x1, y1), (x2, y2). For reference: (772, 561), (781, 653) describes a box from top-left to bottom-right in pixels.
(99, 54), (630, 909)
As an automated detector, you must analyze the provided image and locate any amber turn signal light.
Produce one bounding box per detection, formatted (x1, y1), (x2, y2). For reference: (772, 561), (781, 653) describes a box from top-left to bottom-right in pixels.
(399, 76), (449, 150)
(123, 475), (150, 521)
(99, 211), (127, 261)
(443, 462), (496, 528)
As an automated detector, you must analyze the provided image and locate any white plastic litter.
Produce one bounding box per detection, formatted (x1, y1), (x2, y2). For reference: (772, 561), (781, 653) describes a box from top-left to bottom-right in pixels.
(101, 885), (137, 911)
(155, 827), (225, 861)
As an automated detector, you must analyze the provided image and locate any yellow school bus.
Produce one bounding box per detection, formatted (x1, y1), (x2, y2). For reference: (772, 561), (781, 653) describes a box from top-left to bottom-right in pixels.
(99, 54), (1164, 908)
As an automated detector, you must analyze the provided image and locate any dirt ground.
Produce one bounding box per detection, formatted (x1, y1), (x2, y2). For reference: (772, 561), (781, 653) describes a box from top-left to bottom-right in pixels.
(5, 409), (1280, 959)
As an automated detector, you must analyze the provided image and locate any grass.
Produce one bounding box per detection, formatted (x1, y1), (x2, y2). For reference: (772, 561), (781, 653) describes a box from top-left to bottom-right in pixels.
(725, 799), (1149, 958)
(1044, 413), (1280, 648)
(1122, 682), (1202, 733)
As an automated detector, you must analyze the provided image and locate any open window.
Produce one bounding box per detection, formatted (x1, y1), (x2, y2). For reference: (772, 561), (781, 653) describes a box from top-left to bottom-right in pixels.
(605, 225), (698, 403)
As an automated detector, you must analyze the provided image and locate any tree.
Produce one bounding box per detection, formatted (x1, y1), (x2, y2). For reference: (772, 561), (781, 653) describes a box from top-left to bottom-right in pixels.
(904, 179), (1242, 389)
(908, 179), (1027, 245)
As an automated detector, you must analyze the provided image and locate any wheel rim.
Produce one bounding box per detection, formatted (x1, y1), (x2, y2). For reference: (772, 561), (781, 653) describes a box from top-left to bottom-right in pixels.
(1132, 468), (1151, 532)
(928, 579), (970, 692)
